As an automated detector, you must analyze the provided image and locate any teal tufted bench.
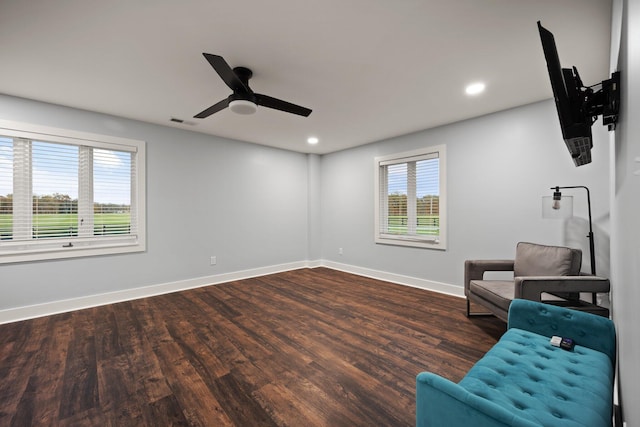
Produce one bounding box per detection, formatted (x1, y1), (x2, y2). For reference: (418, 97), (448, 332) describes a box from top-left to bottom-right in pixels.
(416, 299), (616, 426)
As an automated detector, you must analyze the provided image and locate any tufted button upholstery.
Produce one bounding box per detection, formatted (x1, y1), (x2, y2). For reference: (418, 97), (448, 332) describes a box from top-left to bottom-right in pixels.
(459, 328), (614, 427)
(508, 300), (616, 365)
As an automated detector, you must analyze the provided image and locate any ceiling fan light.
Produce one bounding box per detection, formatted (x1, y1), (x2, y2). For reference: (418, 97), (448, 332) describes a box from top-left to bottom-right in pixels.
(229, 99), (257, 115)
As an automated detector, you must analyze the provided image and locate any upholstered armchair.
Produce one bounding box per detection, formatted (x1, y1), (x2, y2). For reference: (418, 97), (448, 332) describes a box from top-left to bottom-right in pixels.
(465, 242), (610, 322)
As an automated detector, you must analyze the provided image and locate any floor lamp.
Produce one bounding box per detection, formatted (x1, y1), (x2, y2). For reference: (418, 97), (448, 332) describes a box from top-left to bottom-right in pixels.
(542, 185), (597, 304)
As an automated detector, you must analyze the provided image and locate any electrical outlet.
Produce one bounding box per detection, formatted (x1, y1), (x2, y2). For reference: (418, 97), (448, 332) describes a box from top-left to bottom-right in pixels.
(338, 247), (343, 255)
(210, 256), (217, 266)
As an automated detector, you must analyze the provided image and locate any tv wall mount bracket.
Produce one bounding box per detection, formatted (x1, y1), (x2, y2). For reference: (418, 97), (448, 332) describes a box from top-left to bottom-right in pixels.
(569, 68), (621, 131)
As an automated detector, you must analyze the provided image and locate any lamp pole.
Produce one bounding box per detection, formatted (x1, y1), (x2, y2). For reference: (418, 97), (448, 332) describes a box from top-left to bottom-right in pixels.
(551, 185), (597, 303)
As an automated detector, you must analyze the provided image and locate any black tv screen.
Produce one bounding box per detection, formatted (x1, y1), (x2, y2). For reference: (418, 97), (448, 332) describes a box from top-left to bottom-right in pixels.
(537, 21), (593, 166)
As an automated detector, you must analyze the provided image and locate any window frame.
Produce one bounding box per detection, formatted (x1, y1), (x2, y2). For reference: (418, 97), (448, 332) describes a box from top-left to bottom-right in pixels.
(374, 145), (447, 250)
(0, 119), (146, 264)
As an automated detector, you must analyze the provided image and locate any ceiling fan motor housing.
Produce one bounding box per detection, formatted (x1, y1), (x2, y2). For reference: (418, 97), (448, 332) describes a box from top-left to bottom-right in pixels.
(233, 66), (253, 85)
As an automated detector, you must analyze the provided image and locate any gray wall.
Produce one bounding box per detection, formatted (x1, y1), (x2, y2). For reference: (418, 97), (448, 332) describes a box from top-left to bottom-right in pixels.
(0, 94), (310, 310)
(307, 154), (322, 261)
(611, 0), (640, 424)
(320, 99), (610, 288)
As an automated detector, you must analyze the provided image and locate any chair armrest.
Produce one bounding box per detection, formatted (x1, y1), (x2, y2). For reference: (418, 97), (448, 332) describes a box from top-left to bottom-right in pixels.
(464, 259), (514, 295)
(416, 372), (537, 427)
(507, 299), (616, 364)
(514, 276), (610, 301)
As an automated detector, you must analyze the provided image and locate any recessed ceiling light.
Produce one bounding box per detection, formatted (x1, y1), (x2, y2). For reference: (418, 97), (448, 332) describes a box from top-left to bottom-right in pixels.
(465, 82), (486, 96)
(307, 137), (319, 145)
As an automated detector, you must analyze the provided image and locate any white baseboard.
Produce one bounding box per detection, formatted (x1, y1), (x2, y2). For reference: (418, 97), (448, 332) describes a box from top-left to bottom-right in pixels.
(0, 259), (462, 324)
(0, 260), (309, 325)
(320, 260), (465, 298)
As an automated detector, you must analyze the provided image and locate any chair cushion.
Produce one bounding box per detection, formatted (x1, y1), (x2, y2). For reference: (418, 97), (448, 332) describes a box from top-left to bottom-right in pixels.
(469, 280), (514, 312)
(514, 242), (581, 277)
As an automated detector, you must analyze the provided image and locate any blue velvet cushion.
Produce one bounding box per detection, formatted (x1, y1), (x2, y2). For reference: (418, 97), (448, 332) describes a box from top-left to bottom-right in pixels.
(459, 328), (614, 427)
(507, 299), (616, 365)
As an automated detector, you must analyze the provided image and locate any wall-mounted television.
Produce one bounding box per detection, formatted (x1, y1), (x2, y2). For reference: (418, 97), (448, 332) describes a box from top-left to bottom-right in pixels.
(537, 21), (620, 167)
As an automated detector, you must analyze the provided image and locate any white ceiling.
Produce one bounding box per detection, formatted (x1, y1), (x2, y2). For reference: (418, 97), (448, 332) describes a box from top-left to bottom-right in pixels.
(0, 0), (612, 154)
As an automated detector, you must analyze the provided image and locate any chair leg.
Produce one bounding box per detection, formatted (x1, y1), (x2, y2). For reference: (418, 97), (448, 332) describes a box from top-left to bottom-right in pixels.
(466, 298), (495, 317)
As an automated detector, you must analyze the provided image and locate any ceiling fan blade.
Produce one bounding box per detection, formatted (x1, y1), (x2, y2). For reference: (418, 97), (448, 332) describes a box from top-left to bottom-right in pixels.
(255, 94), (312, 117)
(194, 98), (229, 118)
(202, 53), (249, 94)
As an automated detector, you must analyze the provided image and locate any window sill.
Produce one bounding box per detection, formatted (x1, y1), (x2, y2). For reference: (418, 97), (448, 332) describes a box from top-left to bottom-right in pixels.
(0, 238), (145, 264)
(375, 235), (446, 250)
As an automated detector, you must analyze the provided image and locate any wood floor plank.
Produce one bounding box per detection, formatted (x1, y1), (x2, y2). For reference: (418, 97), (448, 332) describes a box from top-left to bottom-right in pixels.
(145, 395), (190, 426)
(209, 372), (279, 427)
(58, 310), (99, 420)
(0, 267), (505, 426)
(96, 354), (138, 415)
(10, 313), (73, 426)
(94, 307), (123, 362)
(0, 317), (52, 427)
(152, 340), (234, 427)
(111, 301), (173, 404)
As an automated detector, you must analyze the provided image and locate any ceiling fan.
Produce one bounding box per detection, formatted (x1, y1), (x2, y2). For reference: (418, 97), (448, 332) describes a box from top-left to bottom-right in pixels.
(194, 53), (312, 119)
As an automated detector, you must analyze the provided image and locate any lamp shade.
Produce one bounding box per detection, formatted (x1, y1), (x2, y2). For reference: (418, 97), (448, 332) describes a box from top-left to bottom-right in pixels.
(542, 195), (573, 219)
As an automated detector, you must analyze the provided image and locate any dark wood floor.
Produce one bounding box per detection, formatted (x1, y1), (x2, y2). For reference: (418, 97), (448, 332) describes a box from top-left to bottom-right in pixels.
(0, 267), (505, 427)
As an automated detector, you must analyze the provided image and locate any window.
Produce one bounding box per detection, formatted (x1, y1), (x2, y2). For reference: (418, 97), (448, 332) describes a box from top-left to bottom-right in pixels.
(374, 145), (446, 249)
(0, 120), (145, 263)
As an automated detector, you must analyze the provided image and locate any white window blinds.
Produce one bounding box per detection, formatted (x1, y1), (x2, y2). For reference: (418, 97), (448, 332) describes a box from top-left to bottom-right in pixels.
(375, 146), (446, 249)
(0, 120), (145, 263)
(0, 137), (13, 241)
(30, 140), (79, 239)
(93, 148), (136, 236)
